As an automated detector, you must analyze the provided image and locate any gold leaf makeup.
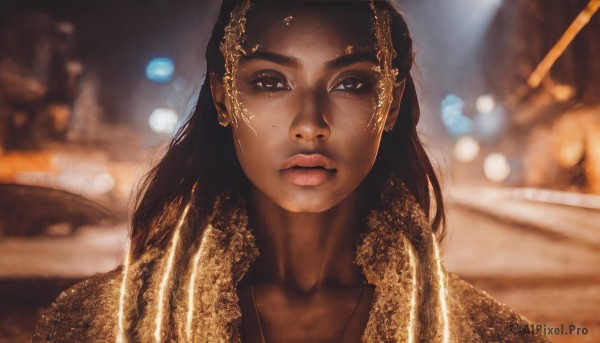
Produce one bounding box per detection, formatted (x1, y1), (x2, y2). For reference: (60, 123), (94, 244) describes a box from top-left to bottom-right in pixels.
(344, 44), (355, 55)
(219, 0), (257, 135)
(369, 1), (400, 133)
(283, 15), (295, 26)
(250, 44), (261, 54)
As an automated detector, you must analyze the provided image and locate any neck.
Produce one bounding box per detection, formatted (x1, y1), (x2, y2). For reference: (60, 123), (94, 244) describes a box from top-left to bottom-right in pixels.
(247, 188), (367, 293)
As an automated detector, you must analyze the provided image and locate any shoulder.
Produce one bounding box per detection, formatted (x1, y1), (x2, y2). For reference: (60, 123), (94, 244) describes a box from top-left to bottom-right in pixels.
(33, 268), (122, 343)
(447, 273), (550, 343)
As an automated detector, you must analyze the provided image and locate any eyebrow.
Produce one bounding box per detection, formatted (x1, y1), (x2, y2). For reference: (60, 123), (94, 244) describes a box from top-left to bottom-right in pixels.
(240, 51), (299, 68)
(325, 51), (378, 69)
(240, 51), (378, 69)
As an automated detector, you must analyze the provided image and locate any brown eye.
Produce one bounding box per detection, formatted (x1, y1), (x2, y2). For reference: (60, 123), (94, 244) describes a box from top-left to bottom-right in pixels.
(332, 76), (373, 94)
(249, 73), (289, 91)
(343, 79), (364, 90)
(259, 77), (283, 89)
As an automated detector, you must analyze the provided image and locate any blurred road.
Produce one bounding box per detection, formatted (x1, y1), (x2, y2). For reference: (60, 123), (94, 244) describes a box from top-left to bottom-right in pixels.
(0, 224), (127, 343)
(445, 186), (600, 343)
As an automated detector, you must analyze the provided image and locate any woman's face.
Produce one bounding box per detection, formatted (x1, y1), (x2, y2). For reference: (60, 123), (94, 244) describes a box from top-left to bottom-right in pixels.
(211, 2), (402, 213)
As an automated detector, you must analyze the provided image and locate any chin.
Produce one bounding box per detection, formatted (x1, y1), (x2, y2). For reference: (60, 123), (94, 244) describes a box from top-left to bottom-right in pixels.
(277, 193), (339, 213)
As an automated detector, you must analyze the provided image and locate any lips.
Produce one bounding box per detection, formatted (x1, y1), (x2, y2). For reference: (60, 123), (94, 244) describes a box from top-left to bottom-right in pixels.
(280, 154), (337, 186)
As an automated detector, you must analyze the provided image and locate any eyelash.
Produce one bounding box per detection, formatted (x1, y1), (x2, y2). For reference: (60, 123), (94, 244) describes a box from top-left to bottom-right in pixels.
(249, 73), (290, 92)
(332, 75), (374, 95)
(248, 72), (374, 95)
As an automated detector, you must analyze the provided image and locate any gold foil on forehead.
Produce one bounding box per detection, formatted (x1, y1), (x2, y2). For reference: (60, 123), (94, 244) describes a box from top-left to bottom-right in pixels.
(219, 0), (257, 135)
(250, 44), (261, 54)
(344, 44), (355, 55)
(369, 1), (400, 133)
(283, 15), (295, 26)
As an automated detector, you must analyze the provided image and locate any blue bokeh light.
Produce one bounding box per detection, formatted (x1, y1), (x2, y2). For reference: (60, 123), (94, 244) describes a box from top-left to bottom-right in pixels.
(440, 94), (473, 138)
(146, 57), (175, 83)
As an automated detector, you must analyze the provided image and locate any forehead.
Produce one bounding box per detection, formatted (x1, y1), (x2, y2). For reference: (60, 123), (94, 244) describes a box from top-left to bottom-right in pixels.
(243, 2), (376, 52)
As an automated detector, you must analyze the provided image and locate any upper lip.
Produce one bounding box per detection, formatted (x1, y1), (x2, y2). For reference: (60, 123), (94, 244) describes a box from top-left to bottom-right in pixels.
(280, 154), (337, 170)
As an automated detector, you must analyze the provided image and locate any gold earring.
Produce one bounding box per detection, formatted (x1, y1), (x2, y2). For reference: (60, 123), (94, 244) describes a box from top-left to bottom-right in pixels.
(218, 112), (231, 127)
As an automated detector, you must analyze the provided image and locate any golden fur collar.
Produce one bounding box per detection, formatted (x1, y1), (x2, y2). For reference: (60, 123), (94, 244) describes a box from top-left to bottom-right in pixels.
(35, 178), (547, 343)
(129, 177), (456, 342)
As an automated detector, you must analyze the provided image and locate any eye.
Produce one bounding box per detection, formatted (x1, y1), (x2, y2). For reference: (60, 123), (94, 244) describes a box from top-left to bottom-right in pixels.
(332, 75), (374, 94)
(249, 72), (290, 92)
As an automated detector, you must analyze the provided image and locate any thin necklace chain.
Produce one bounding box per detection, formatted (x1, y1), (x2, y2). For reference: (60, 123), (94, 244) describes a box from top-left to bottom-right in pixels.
(249, 283), (367, 343)
(250, 284), (267, 343)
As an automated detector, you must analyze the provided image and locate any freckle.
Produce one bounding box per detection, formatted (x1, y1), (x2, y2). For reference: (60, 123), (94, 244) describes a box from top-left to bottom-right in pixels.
(272, 125), (276, 128)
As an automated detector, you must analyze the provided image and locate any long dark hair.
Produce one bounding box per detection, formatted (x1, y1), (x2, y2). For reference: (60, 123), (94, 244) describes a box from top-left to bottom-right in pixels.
(130, 0), (445, 259)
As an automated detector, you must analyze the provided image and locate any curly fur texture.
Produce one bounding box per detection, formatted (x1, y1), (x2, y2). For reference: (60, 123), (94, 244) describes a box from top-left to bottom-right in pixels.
(34, 179), (548, 343)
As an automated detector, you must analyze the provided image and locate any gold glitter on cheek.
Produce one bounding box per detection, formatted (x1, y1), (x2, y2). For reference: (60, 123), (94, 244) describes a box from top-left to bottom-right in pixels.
(236, 137), (246, 156)
(283, 15), (295, 26)
(368, 1), (399, 133)
(219, 0), (257, 136)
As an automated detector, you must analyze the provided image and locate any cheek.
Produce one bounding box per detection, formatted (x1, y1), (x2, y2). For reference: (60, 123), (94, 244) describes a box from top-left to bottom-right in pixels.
(328, 97), (381, 170)
(231, 125), (273, 171)
(328, 96), (376, 129)
(231, 91), (291, 146)
(342, 131), (382, 175)
(229, 109), (284, 186)
(237, 91), (292, 124)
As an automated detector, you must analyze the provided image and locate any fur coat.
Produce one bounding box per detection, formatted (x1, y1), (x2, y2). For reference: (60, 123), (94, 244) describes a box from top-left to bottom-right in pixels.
(34, 179), (549, 342)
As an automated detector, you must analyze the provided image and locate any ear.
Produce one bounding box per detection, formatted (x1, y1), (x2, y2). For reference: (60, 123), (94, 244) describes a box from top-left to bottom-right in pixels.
(384, 79), (406, 132)
(209, 72), (229, 116)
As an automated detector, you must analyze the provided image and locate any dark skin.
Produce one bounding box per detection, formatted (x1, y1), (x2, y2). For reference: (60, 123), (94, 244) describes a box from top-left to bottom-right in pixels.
(210, 3), (405, 342)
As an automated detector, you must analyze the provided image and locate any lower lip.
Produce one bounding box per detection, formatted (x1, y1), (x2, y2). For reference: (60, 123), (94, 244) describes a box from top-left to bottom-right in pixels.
(280, 168), (335, 186)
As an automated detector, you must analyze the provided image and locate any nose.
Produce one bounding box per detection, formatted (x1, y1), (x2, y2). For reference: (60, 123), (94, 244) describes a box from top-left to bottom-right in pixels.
(289, 90), (331, 143)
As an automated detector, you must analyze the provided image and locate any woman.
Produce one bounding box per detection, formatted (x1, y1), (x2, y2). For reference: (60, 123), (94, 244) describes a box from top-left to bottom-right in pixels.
(35, 1), (548, 342)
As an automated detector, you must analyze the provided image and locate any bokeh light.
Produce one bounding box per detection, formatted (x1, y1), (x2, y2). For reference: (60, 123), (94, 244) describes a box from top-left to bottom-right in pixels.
(149, 108), (178, 134)
(476, 95), (495, 114)
(145, 57), (175, 83)
(484, 152), (511, 182)
(441, 94), (474, 137)
(93, 172), (116, 194)
(454, 136), (480, 162)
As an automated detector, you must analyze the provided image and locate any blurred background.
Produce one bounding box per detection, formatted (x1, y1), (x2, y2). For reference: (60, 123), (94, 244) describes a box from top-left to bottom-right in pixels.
(0, 0), (599, 341)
